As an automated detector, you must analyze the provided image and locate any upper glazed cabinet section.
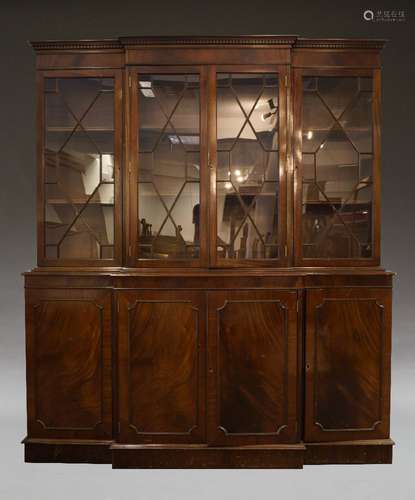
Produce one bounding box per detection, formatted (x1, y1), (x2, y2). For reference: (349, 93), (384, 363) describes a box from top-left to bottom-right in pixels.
(31, 36), (385, 268)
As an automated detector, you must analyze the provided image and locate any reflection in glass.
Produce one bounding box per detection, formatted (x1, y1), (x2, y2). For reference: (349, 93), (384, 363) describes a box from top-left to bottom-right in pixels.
(44, 77), (115, 260)
(301, 76), (373, 259)
(216, 73), (280, 260)
(137, 75), (200, 260)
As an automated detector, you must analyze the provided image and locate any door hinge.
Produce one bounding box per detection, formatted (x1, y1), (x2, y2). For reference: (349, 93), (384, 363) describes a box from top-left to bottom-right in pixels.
(284, 245), (288, 257)
(118, 422), (121, 434)
(117, 301), (120, 313)
(128, 74), (132, 87)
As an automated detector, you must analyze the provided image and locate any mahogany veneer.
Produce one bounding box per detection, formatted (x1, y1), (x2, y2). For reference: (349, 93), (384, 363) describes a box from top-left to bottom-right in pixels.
(23, 35), (394, 468)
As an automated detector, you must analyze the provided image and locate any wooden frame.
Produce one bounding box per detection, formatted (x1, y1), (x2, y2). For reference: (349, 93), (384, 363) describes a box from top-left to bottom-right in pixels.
(293, 67), (381, 267)
(37, 68), (123, 267)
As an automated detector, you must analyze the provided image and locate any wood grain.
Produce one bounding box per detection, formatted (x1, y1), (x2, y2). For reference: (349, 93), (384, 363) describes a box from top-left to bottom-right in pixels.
(305, 287), (391, 442)
(117, 290), (206, 443)
(207, 290), (299, 445)
(26, 288), (112, 439)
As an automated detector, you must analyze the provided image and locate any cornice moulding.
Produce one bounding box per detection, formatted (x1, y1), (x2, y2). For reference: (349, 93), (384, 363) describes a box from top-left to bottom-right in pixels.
(29, 36), (387, 52)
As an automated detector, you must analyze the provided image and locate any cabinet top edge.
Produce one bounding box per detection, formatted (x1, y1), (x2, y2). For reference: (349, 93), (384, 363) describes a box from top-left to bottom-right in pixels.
(22, 267), (395, 277)
(28, 36), (387, 52)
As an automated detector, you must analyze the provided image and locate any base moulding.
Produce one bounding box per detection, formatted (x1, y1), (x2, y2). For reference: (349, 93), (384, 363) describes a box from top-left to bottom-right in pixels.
(23, 438), (394, 468)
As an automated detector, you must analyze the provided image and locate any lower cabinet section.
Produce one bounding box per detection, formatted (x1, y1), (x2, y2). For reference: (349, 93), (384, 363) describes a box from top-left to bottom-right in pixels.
(25, 289), (113, 440)
(24, 277), (393, 468)
(304, 287), (392, 442)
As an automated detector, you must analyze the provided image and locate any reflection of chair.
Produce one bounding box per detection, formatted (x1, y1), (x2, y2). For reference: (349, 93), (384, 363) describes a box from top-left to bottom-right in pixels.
(237, 224), (249, 259)
(252, 238), (260, 258)
(138, 218), (203, 259)
(303, 176), (371, 258)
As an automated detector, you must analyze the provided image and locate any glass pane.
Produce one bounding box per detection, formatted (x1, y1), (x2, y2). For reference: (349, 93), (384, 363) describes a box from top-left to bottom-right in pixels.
(44, 77), (115, 260)
(301, 76), (374, 259)
(137, 74), (200, 260)
(217, 73), (280, 260)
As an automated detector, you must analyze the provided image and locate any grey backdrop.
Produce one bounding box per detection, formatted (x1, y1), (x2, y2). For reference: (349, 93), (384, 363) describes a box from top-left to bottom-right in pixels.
(1, 1), (414, 499)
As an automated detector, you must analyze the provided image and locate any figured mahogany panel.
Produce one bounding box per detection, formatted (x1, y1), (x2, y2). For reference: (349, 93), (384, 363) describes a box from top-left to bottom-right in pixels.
(207, 290), (299, 445)
(25, 289), (112, 439)
(117, 290), (206, 443)
(305, 287), (391, 442)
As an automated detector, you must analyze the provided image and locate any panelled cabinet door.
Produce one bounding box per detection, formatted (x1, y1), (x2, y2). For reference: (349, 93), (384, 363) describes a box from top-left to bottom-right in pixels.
(305, 287), (391, 442)
(25, 289), (112, 439)
(207, 290), (299, 445)
(117, 290), (206, 443)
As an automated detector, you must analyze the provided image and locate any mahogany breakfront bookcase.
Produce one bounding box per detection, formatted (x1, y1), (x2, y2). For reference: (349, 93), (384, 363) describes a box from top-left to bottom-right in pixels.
(24, 36), (394, 469)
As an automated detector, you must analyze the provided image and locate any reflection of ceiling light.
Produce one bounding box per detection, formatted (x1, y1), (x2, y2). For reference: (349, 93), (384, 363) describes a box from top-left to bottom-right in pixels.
(268, 98), (277, 110)
(261, 98), (278, 121)
(261, 111), (273, 121)
(234, 169), (241, 176)
(307, 130), (313, 140)
(236, 176), (244, 183)
(139, 81), (155, 98)
(225, 182), (232, 190)
(101, 154), (114, 178)
(261, 110), (277, 121)
(320, 143), (325, 149)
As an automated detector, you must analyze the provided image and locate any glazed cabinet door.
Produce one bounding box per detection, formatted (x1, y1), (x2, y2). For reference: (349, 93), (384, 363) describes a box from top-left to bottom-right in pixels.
(117, 290), (206, 443)
(38, 70), (122, 266)
(294, 69), (381, 266)
(207, 290), (299, 445)
(25, 288), (112, 439)
(126, 67), (208, 267)
(305, 287), (391, 442)
(209, 66), (289, 267)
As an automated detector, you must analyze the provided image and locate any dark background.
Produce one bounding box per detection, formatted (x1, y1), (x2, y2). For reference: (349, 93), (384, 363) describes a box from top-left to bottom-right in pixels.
(1, 1), (413, 498)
